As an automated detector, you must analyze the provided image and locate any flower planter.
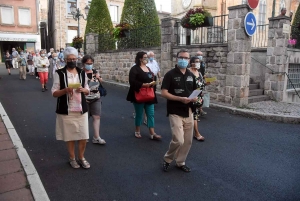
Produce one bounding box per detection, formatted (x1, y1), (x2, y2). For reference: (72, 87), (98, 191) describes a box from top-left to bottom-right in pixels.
(74, 43), (82, 49)
(200, 17), (213, 27)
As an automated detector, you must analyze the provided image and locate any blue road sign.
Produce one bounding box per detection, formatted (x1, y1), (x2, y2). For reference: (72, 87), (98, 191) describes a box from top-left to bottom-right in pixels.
(244, 12), (257, 37)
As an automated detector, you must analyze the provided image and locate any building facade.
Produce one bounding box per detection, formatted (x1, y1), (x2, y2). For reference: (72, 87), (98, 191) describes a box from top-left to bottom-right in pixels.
(0, 0), (40, 61)
(47, 0), (125, 50)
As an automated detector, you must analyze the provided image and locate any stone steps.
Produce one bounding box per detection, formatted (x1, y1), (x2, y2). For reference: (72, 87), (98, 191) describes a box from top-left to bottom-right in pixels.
(249, 83), (259, 90)
(249, 89), (264, 97)
(248, 95), (270, 104)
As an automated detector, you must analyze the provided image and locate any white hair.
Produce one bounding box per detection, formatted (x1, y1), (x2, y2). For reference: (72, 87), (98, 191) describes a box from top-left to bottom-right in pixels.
(147, 51), (154, 56)
(64, 47), (78, 58)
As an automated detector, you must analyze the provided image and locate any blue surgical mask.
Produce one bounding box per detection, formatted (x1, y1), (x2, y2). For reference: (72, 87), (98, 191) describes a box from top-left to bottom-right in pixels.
(85, 64), (93, 70)
(149, 57), (154, 62)
(198, 56), (203, 60)
(177, 59), (189, 69)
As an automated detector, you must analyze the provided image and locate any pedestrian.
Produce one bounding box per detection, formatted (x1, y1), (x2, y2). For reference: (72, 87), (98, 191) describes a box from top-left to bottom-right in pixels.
(196, 51), (207, 116)
(147, 51), (161, 84)
(11, 48), (19, 69)
(27, 51), (34, 76)
(36, 50), (50, 92)
(82, 55), (106, 144)
(18, 52), (27, 80)
(58, 48), (65, 67)
(161, 49), (197, 173)
(49, 52), (61, 79)
(126, 51), (161, 140)
(189, 56), (205, 141)
(33, 51), (40, 79)
(4, 51), (12, 75)
(51, 47), (90, 169)
(48, 48), (54, 59)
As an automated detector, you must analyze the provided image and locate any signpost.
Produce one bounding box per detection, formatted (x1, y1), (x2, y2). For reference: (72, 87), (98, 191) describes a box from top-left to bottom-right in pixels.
(247, 0), (259, 9)
(244, 12), (257, 37)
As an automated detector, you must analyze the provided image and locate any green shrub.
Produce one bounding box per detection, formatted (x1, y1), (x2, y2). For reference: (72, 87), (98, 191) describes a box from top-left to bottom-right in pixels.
(85, 0), (115, 51)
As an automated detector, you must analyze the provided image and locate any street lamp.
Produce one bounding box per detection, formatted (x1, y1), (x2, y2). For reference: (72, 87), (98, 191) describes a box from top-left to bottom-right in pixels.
(70, 4), (90, 38)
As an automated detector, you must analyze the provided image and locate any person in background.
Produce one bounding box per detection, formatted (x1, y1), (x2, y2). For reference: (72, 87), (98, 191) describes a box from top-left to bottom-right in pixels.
(196, 51), (207, 116)
(58, 48), (65, 67)
(27, 51), (34, 76)
(12, 48), (19, 69)
(18, 52), (27, 80)
(126, 51), (161, 140)
(51, 47), (90, 169)
(49, 52), (61, 79)
(33, 51), (40, 79)
(4, 51), (12, 75)
(77, 52), (84, 68)
(36, 50), (50, 92)
(82, 55), (106, 144)
(161, 49), (197, 173)
(24, 49), (29, 59)
(48, 48), (54, 59)
(189, 57), (205, 141)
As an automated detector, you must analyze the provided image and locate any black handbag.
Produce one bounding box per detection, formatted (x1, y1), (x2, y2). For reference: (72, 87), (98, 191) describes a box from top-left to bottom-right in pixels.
(98, 83), (107, 97)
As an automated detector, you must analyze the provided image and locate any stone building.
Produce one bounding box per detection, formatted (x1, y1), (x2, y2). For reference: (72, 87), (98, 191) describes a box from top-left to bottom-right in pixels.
(0, 0), (41, 61)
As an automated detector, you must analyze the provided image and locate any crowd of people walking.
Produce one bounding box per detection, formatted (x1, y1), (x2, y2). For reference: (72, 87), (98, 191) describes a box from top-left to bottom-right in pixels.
(2, 46), (209, 172)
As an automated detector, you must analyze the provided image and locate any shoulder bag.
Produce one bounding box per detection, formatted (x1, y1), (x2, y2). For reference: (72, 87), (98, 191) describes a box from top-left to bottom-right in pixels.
(98, 83), (107, 97)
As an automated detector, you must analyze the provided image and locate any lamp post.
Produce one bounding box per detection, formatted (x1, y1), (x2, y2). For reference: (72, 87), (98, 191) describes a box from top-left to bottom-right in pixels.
(70, 4), (90, 38)
(272, 0), (276, 17)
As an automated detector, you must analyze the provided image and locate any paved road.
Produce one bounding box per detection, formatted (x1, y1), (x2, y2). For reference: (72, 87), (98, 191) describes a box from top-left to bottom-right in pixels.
(0, 67), (300, 201)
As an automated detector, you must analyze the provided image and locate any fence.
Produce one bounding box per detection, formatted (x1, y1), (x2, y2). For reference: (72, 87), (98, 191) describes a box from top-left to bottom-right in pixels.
(287, 63), (300, 89)
(176, 15), (228, 46)
(251, 24), (269, 48)
(97, 25), (161, 52)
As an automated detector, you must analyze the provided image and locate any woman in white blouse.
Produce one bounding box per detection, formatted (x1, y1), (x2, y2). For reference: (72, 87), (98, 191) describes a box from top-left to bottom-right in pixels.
(51, 47), (91, 169)
(36, 49), (50, 92)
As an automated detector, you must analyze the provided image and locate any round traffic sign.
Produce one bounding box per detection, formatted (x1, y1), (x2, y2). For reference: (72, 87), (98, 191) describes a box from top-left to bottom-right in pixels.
(244, 12), (257, 37)
(247, 0), (259, 9)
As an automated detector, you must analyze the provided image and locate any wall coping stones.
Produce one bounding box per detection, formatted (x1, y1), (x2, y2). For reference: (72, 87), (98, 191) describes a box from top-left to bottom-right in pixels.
(228, 4), (248, 10)
(268, 16), (291, 21)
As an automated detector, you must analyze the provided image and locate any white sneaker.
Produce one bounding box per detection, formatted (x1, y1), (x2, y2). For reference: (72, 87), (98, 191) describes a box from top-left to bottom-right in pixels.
(92, 137), (106, 144)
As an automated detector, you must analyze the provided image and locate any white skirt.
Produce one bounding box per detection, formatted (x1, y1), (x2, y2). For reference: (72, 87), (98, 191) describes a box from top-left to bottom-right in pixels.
(56, 112), (89, 141)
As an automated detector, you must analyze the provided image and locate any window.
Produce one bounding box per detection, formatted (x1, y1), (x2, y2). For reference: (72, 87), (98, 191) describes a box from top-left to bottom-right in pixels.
(0, 6), (14, 24)
(279, 0), (286, 13)
(18, 8), (31, 26)
(258, 0), (266, 25)
(110, 5), (119, 23)
(68, 26), (78, 43)
(67, 0), (77, 15)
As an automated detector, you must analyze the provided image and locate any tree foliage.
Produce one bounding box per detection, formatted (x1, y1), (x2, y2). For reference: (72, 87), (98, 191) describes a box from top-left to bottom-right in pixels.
(85, 0), (115, 51)
(291, 4), (300, 48)
(118, 0), (161, 49)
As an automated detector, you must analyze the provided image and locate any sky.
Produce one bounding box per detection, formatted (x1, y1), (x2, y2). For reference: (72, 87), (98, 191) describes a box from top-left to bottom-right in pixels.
(155, 0), (171, 13)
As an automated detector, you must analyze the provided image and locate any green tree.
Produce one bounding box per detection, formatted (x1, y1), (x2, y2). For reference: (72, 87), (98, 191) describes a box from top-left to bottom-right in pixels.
(291, 4), (300, 48)
(85, 0), (115, 51)
(118, 0), (161, 49)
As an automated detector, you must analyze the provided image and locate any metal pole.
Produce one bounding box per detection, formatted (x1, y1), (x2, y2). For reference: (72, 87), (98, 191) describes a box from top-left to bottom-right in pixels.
(272, 0), (276, 17)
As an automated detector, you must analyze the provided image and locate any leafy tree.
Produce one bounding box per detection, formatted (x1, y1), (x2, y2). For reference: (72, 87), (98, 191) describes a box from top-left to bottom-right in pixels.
(291, 4), (300, 48)
(118, 0), (161, 49)
(85, 0), (115, 51)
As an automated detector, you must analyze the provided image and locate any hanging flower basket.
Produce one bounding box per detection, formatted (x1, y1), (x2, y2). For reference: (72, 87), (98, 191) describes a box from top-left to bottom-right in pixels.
(181, 8), (213, 30)
(72, 36), (83, 49)
(112, 23), (132, 40)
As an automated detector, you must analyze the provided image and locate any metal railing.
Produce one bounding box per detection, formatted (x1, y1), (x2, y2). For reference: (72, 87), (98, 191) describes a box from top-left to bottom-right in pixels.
(175, 15), (228, 46)
(287, 63), (300, 89)
(97, 25), (161, 52)
(252, 24), (269, 48)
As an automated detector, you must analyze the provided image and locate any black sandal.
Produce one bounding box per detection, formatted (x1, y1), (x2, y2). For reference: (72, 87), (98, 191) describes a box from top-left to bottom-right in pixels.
(176, 165), (191, 172)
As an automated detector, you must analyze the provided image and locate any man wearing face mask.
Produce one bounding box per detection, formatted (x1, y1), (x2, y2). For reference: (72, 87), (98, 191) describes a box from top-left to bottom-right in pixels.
(196, 51), (206, 77)
(58, 48), (65, 66)
(161, 49), (198, 173)
(49, 52), (61, 79)
(147, 51), (161, 84)
(12, 48), (19, 69)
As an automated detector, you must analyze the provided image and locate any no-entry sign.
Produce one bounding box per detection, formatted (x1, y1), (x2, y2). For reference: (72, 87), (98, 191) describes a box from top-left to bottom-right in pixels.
(247, 0), (259, 9)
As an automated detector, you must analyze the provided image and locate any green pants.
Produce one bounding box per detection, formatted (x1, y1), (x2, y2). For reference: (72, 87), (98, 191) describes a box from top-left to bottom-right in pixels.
(133, 103), (154, 128)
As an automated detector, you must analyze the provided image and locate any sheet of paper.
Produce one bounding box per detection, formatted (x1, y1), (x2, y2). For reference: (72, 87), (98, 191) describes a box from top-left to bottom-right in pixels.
(188, 90), (202, 99)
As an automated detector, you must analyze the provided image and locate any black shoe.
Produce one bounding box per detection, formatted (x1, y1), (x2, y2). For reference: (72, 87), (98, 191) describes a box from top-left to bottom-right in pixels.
(163, 160), (170, 172)
(176, 165), (191, 173)
(44, 85), (48, 91)
(42, 88), (45, 92)
(9, 73), (11, 75)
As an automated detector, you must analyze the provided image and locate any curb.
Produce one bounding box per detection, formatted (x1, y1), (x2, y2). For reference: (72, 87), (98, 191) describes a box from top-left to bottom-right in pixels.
(104, 80), (300, 124)
(0, 102), (50, 201)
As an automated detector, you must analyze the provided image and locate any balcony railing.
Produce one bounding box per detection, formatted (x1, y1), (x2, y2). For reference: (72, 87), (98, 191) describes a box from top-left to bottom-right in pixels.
(251, 24), (269, 48)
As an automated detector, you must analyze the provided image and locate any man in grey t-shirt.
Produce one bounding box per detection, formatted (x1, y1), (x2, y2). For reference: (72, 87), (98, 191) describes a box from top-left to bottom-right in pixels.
(11, 48), (19, 69)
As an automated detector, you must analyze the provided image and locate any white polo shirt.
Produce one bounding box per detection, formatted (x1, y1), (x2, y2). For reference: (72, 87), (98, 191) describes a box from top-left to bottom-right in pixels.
(147, 60), (160, 76)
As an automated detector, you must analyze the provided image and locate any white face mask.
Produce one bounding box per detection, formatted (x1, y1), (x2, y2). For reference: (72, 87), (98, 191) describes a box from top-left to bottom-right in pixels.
(195, 63), (200, 69)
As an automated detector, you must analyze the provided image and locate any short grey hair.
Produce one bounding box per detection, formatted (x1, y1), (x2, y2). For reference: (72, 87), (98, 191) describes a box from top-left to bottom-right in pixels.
(147, 51), (154, 56)
(64, 47), (78, 58)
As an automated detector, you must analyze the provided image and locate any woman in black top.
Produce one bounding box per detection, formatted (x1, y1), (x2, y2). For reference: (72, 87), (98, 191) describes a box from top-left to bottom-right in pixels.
(126, 51), (161, 140)
(4, 51), (12, 75)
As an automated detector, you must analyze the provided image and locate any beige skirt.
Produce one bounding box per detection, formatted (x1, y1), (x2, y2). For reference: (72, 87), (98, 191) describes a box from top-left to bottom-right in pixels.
(56, 112), (89, 141)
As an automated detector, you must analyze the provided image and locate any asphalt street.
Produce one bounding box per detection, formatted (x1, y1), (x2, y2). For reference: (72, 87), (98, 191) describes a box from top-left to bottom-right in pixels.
(0, 67), (300, 201)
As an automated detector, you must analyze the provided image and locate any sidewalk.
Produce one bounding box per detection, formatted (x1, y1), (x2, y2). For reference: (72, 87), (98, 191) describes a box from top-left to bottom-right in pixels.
(0, 103), (49, 201)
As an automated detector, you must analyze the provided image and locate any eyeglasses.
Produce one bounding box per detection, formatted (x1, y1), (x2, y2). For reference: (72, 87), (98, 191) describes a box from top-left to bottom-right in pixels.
(178, 57), (190, 61)
(66, 59), (77, 62)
